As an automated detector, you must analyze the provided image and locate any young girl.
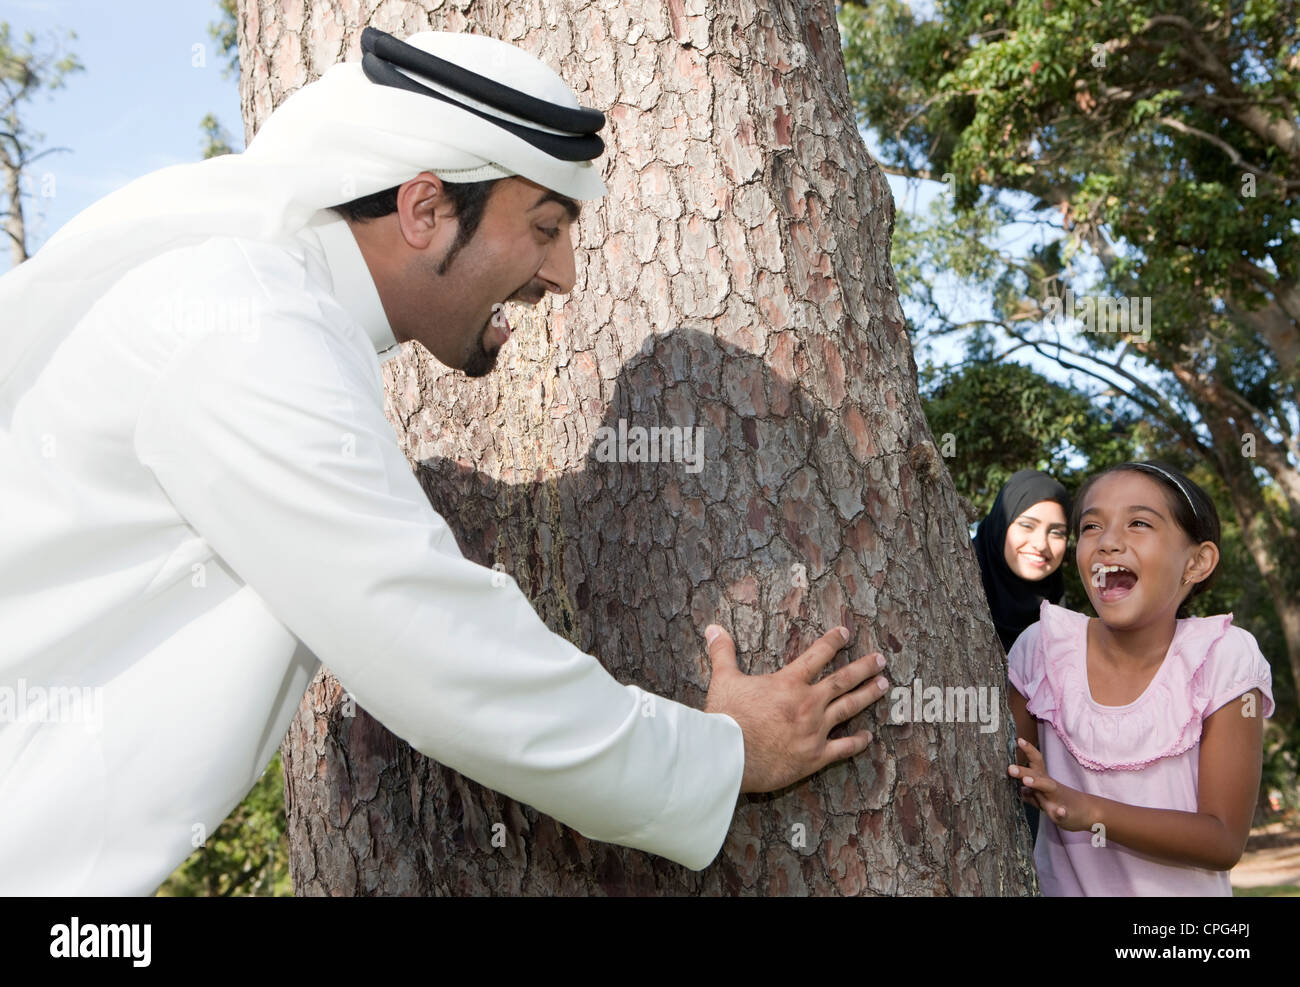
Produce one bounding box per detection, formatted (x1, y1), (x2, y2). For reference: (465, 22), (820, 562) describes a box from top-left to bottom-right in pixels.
(1006, 461), (1274, 895)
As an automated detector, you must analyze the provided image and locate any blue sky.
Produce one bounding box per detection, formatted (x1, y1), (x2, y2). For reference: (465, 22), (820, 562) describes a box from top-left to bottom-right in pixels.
(1, 0), (242, 272)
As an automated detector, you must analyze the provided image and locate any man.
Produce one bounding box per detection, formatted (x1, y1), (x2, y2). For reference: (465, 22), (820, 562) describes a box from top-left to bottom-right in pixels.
(0, 29), (889, 894)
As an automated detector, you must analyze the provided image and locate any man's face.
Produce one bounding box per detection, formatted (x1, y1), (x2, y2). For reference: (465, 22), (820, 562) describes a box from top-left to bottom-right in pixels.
(389, 175), (579, 377)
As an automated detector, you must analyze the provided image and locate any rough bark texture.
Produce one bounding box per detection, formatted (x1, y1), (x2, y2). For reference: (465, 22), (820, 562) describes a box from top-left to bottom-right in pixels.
(1181, 377), (1300, 695)
(240, 0), (1038, 895)
(2, 159), (25, 267)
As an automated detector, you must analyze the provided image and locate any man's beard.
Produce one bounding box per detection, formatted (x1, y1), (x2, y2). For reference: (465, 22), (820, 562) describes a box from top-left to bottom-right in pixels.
(461, 319), (500, 378)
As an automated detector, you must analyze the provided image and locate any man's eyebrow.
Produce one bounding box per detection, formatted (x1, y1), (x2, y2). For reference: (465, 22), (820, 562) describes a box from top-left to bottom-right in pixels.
(531, 189), (580, 221)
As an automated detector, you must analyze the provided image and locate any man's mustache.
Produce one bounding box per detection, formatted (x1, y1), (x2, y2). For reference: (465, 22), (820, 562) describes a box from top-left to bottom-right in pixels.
(507, 283), (547, 306)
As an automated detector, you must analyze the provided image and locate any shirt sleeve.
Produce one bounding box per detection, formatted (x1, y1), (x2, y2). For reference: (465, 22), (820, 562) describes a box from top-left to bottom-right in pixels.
(1202, 625), (1275, 720)
(1005, 621), (1043, 702)
(131, 275), (744, 871)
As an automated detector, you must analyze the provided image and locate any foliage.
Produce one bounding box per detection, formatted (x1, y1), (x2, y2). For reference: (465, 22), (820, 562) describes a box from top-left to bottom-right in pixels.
(0, 22), (83, 139)
(210, 0), (240, 78)
(0, 21), (82, 259)
(196, 0), (241, 158)
(842, 0), (1300, 735)
(921, 357), (1138, 517)
(841, 0), (1298, 493)
(155, 751), (293, 897)
(200, 111), (234, 159)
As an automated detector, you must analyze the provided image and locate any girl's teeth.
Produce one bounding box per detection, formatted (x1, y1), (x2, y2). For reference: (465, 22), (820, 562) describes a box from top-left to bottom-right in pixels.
(1090, 564), (1138, 595)
(1090, 563), (1132, 588)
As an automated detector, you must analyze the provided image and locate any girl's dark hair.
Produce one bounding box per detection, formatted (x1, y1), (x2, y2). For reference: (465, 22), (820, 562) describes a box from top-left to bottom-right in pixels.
(1070, 461), (1221, 616)
(331, 178), (499, 274)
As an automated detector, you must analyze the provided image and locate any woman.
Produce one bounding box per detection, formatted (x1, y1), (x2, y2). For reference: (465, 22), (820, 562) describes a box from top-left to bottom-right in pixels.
(973, 469), (1071, 653)
(973, 469), (1070, 845)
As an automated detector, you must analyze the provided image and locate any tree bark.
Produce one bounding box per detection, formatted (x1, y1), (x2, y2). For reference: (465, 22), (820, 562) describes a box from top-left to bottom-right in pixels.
(240, 0), (1037, 895)
(1180, 374), (1300, 695)
(1, 153), (26, 267)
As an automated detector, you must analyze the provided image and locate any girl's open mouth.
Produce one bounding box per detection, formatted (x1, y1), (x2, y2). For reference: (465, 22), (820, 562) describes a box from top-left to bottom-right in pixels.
(1091, 562), (1138, 603)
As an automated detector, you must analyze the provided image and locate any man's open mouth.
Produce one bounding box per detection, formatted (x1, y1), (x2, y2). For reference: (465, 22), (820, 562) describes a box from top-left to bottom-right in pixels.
(1090, 562), (1138, 603)
(487, 304), (512, 348)
(487, 288), (546, 350)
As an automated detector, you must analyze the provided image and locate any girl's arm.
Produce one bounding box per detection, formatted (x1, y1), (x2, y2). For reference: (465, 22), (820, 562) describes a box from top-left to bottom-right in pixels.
(1011, 689), (1264, 870)
(1008, 684), (1038, 766)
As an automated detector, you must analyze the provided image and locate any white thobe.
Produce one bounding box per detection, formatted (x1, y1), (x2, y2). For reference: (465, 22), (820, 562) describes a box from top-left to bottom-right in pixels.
(0, 212), (744, 894)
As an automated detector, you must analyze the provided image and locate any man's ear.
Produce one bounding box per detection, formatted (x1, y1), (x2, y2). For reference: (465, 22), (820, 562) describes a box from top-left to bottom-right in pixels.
(394, 172), (453, 250)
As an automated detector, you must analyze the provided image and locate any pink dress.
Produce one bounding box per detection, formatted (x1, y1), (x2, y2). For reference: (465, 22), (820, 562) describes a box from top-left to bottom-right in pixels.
(1008, 601), (1275, 896)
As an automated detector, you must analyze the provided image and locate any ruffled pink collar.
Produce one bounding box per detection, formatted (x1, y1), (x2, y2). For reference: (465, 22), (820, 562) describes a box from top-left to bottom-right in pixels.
(1022, 601), (1234, 771)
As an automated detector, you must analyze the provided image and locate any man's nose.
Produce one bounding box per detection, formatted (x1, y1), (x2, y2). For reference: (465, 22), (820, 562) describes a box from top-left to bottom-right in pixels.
(537, 230), (577, 296)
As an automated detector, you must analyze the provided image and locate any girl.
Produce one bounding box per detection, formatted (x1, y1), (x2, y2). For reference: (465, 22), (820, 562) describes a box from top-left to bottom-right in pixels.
(973, 470), (1071, 654)
(1006, 461), (1274, 895)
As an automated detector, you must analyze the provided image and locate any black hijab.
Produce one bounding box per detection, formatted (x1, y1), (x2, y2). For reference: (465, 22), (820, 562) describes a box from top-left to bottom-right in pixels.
(973, 469), (1070, 653)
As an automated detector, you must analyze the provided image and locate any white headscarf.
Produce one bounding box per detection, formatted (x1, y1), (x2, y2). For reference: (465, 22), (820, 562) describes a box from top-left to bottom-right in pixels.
(0, 31), (605, 419)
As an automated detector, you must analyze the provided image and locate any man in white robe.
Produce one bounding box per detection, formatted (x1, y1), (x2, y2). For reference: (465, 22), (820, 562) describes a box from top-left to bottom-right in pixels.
(0, 29), (890, 894)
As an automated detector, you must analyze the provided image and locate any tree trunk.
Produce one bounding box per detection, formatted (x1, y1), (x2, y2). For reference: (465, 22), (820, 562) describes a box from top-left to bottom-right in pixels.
(2, 155), (26, 267)
(240, 0), (1037, 895)
(1165, 359), (1300, 693)
(1198, 406), (1300, 695)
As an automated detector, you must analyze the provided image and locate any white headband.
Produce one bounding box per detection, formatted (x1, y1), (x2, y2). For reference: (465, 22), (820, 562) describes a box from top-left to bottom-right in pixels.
(1127, 463), (1199, 518)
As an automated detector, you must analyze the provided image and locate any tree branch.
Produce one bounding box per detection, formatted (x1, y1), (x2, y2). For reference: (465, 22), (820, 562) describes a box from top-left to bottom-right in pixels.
(1130, 15), (1300, 166)
(1154, 116), (1296, 190)
(20, 145), (71, 166)
(925, 308), (1206, 453)
(877, 163), (940, 183)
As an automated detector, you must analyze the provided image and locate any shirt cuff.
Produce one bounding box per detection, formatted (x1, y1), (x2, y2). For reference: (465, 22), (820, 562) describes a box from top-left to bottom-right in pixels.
(598, 700), (744, 870)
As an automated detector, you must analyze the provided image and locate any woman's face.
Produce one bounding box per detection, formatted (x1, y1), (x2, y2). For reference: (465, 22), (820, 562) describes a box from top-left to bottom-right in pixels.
(1002, 499), (1068, 580)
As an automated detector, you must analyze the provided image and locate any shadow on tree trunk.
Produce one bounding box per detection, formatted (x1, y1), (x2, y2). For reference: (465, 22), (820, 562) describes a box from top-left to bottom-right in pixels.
(282, 327), (1038, 896)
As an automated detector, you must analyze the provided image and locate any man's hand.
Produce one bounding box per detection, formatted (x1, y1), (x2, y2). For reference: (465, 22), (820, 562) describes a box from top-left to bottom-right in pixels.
(703, 623), (890, 794)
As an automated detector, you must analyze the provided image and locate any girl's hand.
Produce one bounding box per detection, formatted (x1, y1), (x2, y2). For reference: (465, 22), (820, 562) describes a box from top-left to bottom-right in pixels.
(1008, 737), (1097, 833)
